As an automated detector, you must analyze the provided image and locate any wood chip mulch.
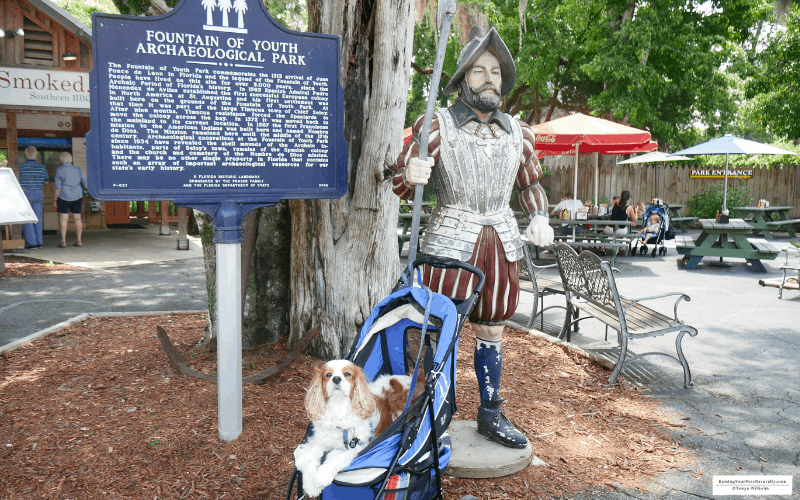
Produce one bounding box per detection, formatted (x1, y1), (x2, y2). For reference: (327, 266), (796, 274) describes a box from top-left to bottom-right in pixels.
(0, 255), (85, 277)
(0, 313), (694, 499)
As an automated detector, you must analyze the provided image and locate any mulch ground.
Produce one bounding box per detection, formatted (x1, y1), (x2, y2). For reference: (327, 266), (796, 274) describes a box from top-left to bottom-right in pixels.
(0, 255), (85, 278)
(0, 310), (695, 499)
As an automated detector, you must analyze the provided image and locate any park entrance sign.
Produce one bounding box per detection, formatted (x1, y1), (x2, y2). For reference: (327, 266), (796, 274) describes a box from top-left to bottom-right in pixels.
(86, 0), (346, 205)
(87, 0), (348, 443)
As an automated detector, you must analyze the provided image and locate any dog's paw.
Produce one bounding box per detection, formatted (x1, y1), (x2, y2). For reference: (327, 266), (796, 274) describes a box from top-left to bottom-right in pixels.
(301, 476), (324, 498)
(315, 462), (340, 491)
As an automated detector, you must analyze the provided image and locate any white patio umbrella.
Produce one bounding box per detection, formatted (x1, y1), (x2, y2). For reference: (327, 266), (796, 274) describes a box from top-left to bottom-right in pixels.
(674, 135), (796, 212)
(616, 151), (693, 201)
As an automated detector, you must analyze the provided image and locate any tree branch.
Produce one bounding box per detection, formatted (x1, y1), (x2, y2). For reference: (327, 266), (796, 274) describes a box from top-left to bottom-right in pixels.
(149, 0), (170, 15)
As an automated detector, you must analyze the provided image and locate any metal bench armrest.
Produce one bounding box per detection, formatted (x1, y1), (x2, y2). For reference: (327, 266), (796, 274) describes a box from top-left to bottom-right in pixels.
(532, 262), (558, 272)
(619, 292), (692, 325)
(781, 246), (800, 265)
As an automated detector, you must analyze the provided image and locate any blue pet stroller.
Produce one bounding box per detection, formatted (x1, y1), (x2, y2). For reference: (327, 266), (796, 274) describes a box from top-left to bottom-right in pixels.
(633, 203), (674, 257)
(286, 257), (485, 500)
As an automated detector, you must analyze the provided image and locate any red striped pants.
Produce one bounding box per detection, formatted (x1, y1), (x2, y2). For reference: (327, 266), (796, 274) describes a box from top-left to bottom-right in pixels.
(421, 227), (519, 324)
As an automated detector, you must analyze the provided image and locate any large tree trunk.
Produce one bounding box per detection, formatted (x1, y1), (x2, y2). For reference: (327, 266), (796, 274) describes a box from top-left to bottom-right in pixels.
(242, 202), (291, 347)
(288, 0), (414, 358)
(195, 203), (292, 348)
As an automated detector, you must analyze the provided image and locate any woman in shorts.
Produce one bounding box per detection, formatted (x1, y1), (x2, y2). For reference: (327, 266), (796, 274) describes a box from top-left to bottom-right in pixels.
(53, 152), (88, 248)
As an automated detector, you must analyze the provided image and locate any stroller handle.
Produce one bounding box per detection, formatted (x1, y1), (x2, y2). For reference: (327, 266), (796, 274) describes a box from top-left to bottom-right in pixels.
(410, 256), (485, 297)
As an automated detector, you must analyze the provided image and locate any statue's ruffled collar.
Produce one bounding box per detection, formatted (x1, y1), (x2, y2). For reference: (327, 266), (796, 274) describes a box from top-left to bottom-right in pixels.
(448, 98), (511, 133)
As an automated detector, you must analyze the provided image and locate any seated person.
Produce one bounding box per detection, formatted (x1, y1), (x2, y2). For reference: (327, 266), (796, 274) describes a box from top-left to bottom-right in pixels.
(602, 190), (640, 236)
(551, 193), (585, 234)
(638, 214), (661, 242)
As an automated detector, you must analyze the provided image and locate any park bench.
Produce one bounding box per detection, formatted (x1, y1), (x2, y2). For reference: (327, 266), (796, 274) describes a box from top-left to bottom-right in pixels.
(674, 234), (695, 253)
(746, 237), (780, 256)
(763, 218), (800, 238)
(552, 243), (698, 387)
(676, 234), (781, 257)
(778, 247), (800, 299)
(666, 205), (697, 232)
(670, 216), (698, 232)
(518, 243), (566, 330)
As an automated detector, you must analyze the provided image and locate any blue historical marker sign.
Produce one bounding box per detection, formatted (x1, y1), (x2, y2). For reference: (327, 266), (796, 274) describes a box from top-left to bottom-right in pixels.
(86, 0), (347, 205)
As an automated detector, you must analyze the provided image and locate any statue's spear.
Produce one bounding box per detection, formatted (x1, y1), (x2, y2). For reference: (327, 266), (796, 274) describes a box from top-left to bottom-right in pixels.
(406, 0), (457, 265)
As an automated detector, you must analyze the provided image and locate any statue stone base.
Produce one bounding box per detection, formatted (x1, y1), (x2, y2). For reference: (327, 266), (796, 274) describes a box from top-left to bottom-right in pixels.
(443, 420), (546, 478)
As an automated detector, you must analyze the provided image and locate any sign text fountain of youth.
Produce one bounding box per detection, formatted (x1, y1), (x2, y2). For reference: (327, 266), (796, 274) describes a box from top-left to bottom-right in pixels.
(86, 0), (347, 210)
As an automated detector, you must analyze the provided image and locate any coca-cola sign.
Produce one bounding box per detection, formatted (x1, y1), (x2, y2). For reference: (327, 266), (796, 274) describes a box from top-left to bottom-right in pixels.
(536, 134), (557, 143)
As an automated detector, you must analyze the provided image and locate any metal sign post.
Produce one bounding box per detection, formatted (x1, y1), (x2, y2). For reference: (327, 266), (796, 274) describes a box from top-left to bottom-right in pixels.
(213, 201), (244, 440)
(88, 0), (347, 441)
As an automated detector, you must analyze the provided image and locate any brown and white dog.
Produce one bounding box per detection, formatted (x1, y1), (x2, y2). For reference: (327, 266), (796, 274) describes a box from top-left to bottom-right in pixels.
(293, 360), (425, 497)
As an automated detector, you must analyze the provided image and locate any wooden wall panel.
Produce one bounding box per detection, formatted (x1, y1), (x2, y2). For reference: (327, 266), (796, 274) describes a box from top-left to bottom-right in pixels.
(1, 0), (91, 69)
(549, 163), (799, 219)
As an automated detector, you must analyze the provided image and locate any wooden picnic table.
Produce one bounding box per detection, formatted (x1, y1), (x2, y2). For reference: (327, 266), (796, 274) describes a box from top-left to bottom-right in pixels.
(549, 218), (634, 265)
(732, 206), (798, 240)
(675, 218), (780, 272)
(667, 204), (697, 232)
(397, 212), (431, 256)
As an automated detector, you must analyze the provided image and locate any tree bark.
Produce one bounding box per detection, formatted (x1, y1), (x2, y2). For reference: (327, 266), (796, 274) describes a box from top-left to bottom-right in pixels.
(290, 0), (414, 358)
(242, 203), (291, 347)
(194, 210), (217, 344)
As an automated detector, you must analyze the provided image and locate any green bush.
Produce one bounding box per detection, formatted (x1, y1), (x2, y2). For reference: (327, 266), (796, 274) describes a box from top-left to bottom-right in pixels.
(687, 184), (752, 219)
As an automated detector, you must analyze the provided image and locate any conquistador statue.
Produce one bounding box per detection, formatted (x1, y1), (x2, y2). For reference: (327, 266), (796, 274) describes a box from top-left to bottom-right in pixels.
(392, 26), (554, 448)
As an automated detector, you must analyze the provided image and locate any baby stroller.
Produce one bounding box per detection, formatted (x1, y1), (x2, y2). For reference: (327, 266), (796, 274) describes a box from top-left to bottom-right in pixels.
(286, 257), (485, 500)
(633, 203), (672, 257)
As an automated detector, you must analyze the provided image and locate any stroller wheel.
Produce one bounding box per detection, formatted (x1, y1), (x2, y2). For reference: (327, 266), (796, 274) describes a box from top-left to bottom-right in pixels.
(659, 247), (667, 256)
(639, 245), (647, 255)
(651, 248), (657, 258)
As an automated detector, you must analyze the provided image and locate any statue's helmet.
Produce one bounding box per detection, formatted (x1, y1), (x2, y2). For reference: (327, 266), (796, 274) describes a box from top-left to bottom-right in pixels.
(442, 26), (517, 98)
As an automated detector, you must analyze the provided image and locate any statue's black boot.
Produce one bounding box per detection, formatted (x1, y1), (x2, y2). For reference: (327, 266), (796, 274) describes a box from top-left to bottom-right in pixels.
(474, 340), (528, 449)
(476, 398), (527, 449)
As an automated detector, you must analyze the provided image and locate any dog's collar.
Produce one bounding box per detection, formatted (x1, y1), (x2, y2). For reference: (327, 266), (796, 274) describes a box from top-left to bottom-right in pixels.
(341, 423), (374, 449)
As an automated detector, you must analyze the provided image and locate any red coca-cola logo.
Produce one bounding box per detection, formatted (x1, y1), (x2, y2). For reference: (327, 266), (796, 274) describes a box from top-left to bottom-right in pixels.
(537, 134), (557, 143)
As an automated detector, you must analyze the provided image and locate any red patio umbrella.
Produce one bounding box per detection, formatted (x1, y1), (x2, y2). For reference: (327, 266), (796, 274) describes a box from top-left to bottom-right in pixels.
(531, 113), (655, 211)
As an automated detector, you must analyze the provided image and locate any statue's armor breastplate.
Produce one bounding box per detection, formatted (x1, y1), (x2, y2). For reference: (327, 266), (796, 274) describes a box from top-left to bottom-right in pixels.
(420, 109), (525, 262)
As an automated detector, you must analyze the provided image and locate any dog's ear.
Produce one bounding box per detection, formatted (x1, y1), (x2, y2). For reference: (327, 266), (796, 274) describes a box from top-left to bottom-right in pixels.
(350, 366), (376, 420)
(304, 364), (327, 421)
(389, 378), (405, 393)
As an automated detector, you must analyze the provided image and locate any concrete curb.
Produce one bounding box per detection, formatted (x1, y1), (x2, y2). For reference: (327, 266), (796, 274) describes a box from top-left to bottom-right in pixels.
(0, 310), (207, 354)
(505, 319), (616, 373)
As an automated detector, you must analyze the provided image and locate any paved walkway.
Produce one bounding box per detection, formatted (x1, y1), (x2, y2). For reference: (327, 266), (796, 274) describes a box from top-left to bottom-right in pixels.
(3, 227), (799, 498)
(507, 233), (800, 499)
(1, 223), (207, 347)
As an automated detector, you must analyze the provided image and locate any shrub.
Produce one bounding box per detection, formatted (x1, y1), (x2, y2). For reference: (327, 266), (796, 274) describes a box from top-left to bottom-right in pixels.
(687, 184), (752, 219)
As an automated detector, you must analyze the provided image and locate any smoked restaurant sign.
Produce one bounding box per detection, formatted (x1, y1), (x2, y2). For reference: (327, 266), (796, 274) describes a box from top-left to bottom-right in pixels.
(86, 0), (347, 205)
(0, 67), (90, 110)
(690, 168), (754, 180)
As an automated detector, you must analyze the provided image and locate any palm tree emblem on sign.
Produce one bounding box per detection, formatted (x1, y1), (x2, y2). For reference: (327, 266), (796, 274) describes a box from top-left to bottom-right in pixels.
(218, 0), (232, 27)
(233, 0), (248, 29)
(201, 0), (216, 25)
(203, 0), (247, 33)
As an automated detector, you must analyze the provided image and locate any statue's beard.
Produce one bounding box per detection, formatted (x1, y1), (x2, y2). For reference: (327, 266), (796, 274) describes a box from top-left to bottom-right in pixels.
(460, 79), (501, 112)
